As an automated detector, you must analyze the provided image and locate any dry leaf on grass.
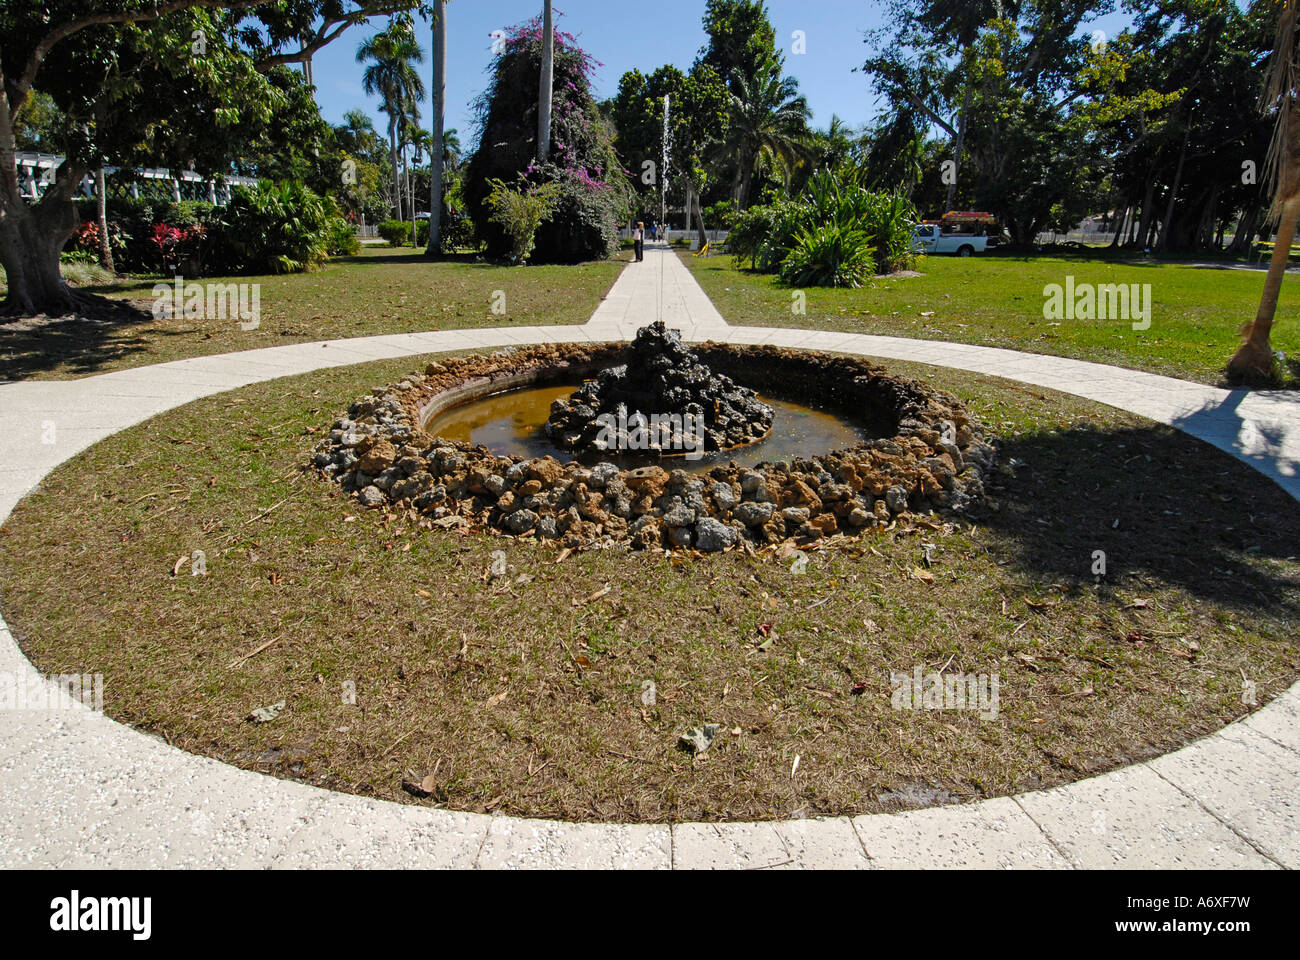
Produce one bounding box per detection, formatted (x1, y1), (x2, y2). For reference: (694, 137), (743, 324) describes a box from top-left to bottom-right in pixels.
(573, 584), (611, 606)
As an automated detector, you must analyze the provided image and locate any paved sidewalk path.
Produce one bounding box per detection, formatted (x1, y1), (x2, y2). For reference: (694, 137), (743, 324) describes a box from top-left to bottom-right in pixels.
(1, 241), (1297, 868)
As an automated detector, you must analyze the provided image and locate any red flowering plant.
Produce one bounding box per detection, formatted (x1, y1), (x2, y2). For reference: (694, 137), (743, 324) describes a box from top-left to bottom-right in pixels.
(64, 220), (126, 266)
(151, 222), (207, 274)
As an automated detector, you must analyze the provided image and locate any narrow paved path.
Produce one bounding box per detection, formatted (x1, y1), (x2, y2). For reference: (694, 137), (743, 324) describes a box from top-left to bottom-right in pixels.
(1, 241), (1297, 868)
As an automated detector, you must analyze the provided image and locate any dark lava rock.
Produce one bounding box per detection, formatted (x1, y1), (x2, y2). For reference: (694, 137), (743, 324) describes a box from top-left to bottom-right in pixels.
(544, 322), (774, 458)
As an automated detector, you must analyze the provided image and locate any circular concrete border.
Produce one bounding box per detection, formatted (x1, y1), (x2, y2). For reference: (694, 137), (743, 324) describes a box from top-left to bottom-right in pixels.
(1, 247), (1297, 868)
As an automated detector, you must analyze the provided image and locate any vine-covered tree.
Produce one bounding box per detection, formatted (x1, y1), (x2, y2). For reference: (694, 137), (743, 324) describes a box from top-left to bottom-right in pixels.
(463, 17), (631, 263)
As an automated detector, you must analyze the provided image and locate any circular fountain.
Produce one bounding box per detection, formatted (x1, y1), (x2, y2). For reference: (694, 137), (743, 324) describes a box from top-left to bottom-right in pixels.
(309, 325), (996, 551)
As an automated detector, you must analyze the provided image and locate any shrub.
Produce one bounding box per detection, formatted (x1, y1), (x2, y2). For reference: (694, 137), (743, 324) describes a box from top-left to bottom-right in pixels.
(730, 170), (918, 284)
(378, 219), (433, 248)
(378, 220), (412, 246)
(326, 217), (361, 257)
(151, 223), (207, 274)
(485, 178), (560, 264)
(779, 223), (875, 288)
(727, 199), (801, 272)
(437, 205), (476, 252)
(208, 181), (345, 274)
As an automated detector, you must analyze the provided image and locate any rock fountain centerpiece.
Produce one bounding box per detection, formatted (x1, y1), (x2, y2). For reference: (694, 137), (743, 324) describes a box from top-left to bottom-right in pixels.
(544, 322), (774, 459)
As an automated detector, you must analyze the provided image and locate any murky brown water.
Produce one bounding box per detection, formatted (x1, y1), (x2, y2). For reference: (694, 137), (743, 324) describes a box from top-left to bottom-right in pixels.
(426, 383), (876, 471)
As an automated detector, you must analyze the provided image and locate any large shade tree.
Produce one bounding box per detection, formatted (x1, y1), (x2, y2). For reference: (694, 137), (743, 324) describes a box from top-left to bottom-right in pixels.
(613, 63), (729, 243)
(0, 0), (414, 317)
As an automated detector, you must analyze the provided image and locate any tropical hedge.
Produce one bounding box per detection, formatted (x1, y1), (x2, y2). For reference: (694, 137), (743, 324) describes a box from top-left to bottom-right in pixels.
(728, 171), (918, 287)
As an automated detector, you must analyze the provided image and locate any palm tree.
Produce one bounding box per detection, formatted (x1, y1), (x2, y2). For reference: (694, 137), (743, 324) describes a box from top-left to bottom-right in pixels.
(723, 61), (811, 210)
(442, 128), (462, 173)
(1229, 2), (1300, 384)
(357, 19), (425, 221)
(397, 93), (424, 245)
(538, 0), (555, 161)
(427, 0), (448, 255)
(336, 109), (382, 159)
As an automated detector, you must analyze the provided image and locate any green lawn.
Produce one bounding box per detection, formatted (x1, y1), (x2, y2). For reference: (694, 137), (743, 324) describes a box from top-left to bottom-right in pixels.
(683, 251), (1298, 387)
(0, 245), (630, 381)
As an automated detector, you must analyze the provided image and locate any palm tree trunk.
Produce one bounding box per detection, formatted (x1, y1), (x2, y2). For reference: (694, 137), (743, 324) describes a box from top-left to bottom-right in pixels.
(388, 120), (400, 220)
(406, 140), (416, 248)
(1229, 194), (1300, 382)
(94, 166), (114, 273)
(946, 86), (972, 212)
(427, 0), (447, 256)
(538, 0), (554, 161)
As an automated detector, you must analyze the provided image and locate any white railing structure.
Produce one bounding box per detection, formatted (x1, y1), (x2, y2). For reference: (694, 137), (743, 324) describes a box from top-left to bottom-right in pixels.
(14, 151), (258, 206)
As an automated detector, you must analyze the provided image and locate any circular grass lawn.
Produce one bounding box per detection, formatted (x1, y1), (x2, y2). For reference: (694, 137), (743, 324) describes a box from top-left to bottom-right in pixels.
(1, 353), (1296, 823)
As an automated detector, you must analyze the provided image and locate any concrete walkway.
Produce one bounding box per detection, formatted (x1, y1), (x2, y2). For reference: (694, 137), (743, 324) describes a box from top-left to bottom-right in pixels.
(1, 240), (1297, 868)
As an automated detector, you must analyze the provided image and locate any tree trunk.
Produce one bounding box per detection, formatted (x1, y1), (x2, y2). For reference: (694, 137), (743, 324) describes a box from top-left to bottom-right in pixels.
(1196, 185), (1220, 251)
(1, 148), (90, 317)
(738, 162), (754, 211)
(1132, 177), (1157, 249)
(692, 184), (707, 248)
(1229, 195), (1300, 382)
(1229, 202), (1260, 255)
(537, 0), (554, 161)
(1156, 123), (1191, 253)
(1109, 206), (1128, 249)
(388, 120), (401, 220)
(94, 166), (114, 273)
(406, 140), (416, 248)
(946, 86), (972, 212)
(426, 0), (447, 256)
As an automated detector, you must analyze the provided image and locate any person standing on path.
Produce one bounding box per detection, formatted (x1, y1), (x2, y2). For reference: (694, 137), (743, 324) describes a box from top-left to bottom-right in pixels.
(633, 222), (644, 261)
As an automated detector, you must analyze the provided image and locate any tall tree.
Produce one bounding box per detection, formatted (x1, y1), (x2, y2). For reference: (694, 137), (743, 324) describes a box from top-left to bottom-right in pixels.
(1230, 0), (1300, 383)
(613, 64), (729, 242)
(426, 0), (447, 254)
(862, 0), (1106, 241)
(696, 0), (779, 93)
(357, 16), (424, 221)
(538, 0), (554, 160)
(722, 59), (810, 209)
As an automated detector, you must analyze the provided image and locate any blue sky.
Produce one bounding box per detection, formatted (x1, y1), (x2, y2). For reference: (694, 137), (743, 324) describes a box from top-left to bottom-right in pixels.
(311, 1), (1132, 141)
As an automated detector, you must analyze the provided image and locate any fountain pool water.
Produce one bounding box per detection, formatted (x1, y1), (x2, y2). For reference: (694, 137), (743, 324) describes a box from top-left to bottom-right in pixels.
(425, 382), (877, 472)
